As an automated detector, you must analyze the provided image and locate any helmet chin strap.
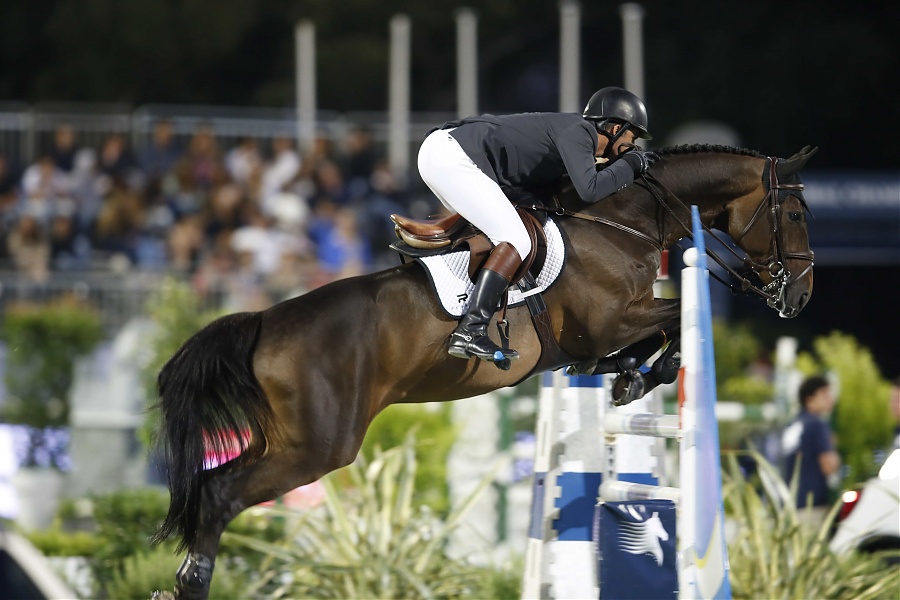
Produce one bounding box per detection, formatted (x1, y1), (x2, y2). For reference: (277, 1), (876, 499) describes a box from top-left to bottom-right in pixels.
(597, 122), (631, 159)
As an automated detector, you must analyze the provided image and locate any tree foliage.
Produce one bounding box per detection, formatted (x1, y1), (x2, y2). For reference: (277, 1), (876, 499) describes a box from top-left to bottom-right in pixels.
(712, 319), (773, 405)
(139, 277), (224, 447)
(0, 298), (104, 428)
(225, 436), (513, 599)
(723, 449), (899, 600)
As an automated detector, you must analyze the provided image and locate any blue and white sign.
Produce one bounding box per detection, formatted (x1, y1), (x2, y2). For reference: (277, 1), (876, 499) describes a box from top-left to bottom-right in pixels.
(596, 500), (678, 600)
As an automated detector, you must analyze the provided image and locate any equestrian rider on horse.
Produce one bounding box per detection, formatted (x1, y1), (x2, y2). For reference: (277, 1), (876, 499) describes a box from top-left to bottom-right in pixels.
(417, 87), (658, 363)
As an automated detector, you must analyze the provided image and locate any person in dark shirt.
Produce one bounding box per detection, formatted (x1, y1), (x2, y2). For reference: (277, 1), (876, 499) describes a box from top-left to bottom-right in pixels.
(138, 119), (183, 182)
(49, 124), (78, 173)
(417, 87), (658, 362)
(782, 375), (841, 526)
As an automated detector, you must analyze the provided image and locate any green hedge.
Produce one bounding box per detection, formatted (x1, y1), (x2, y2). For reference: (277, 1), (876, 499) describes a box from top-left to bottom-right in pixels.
(0, 298), (104, 429)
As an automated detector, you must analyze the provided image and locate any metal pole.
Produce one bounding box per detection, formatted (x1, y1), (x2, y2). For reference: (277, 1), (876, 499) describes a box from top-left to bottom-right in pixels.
(619, 3), (645, 99)
(389, 14), (411, 178)
(295, 21), (316, 153)
(456, 8), (478, 119)
(559, 0), (581, 113)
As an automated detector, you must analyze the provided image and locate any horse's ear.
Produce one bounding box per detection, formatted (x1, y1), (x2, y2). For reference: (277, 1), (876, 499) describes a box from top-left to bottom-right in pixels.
(777, 145), (818, 177)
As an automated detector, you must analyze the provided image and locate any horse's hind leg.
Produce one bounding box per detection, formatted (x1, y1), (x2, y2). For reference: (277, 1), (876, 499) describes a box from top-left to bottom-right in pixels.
(174, 446), (339, 600)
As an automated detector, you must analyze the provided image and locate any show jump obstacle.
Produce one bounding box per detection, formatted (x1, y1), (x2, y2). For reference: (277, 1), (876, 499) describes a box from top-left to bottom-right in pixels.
(522, 206), (732, 600)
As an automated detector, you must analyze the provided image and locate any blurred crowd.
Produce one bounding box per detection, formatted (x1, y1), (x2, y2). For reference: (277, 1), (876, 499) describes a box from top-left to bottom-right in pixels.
(0, 121), (420, 309)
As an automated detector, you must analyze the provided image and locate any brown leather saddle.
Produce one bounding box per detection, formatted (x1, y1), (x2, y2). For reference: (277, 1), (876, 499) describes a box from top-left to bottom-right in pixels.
(389, 207), (548, 285)
(389, 206), (574, 376)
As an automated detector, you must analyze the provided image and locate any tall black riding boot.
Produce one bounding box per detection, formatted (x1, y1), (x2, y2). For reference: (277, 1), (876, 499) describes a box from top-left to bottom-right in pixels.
(448, 242), (521, 362)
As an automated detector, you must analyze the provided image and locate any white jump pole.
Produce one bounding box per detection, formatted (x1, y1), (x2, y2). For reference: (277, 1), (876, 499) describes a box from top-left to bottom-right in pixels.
(522, 207), (732, 599)
(677, 207), (732, 599)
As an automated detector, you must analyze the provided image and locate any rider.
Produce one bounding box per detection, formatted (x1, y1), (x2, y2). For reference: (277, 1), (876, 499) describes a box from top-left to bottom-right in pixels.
(417, 87), (658, 363)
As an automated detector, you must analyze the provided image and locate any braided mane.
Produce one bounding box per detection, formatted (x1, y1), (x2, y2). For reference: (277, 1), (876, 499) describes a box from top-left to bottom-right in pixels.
(654, 144), (765, 158)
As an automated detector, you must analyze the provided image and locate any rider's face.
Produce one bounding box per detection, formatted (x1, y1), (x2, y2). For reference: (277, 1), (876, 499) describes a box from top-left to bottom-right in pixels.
(612, 128), (639, 156)
(596, 125), (639, 157)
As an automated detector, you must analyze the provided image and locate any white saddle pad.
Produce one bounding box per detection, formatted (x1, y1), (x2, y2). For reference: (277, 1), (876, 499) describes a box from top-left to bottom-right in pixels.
(418, 217), (566, 317)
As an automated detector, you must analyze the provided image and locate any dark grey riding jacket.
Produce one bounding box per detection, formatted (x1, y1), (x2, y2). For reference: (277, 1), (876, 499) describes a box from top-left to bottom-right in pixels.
(438, 112), (634, 204)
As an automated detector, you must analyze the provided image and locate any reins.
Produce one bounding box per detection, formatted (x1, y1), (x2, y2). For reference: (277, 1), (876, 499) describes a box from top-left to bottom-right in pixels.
(526, 156), (814, 308)
(526, 203), (664, 252)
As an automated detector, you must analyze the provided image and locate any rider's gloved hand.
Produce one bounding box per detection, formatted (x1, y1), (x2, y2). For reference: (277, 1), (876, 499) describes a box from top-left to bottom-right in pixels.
(621, 149), (659, 175)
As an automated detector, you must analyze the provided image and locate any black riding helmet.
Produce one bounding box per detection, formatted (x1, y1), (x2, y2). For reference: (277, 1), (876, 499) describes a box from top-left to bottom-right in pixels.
(583, 86), (652, 141)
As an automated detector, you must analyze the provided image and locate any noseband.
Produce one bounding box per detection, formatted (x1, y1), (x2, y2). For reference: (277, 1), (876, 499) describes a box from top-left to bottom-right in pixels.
(715, 158), (813, 310)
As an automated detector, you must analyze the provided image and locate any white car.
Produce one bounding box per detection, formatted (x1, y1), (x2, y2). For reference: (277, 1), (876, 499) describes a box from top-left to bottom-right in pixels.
(830, 448), (900, 559)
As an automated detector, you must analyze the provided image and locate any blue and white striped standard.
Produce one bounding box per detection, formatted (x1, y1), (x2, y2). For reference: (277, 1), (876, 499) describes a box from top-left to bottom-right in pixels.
(522, 370), (604, 600)
(678, 206), (732, 599)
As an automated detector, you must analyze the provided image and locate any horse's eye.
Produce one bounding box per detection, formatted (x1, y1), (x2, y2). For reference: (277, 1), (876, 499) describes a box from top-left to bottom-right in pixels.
(788, 211), (803, 223)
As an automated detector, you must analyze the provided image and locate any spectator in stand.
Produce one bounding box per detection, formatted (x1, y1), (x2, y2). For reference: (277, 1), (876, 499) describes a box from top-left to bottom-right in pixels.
(90, 177), (144, 266)
(298, 133), (336, 179)
(360, 158), (408, 256)
(313, 206), (371, 281)
(21, 155), (72, 224)
(203, 182), (248, 248)
(341, 125), (378, 196)
(167, 212), (205, 273)
(260, 136), (301, 216)
(0, 153), (20, 203)
(48, 124), (79, 173)
(225, 137), (263, 187)
(7, 211), (50, 282)
(0, 154), (21, 260)
(68, 147), (108, 233)
(175, 123), (227, 205)
(138, 118), (183, 182)
(49, 199), (91, 270)
(310, 159), (349, 207)
(98, 133), (138, 184)
(230, 208), (298, 278)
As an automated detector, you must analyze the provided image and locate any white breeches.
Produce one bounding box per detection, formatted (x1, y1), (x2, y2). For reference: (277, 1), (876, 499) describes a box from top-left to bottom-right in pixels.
(417, 128), (532, 260)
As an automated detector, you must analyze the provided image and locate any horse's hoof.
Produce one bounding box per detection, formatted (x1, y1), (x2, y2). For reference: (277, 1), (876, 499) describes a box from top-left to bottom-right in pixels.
(175, 553), (214, 599)
(151, 591), (177, 600)
(173, 586), (209, 600)
(612, 370), (645, 406)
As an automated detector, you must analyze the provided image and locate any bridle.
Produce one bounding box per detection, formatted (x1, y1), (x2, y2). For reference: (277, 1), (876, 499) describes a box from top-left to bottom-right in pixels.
(725, 158), (815, 311)
(527, 155), (814, 312)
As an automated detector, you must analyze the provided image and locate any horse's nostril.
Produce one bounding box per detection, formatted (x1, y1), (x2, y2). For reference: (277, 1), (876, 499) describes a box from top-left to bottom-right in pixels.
(798, 292), (809, 308)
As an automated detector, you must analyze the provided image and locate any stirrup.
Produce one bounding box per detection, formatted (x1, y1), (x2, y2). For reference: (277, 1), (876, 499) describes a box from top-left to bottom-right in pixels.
(448, 331), (518, 363)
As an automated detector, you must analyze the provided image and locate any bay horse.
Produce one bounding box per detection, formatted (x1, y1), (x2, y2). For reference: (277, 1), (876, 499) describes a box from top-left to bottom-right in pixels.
(153, 144), (816, 598)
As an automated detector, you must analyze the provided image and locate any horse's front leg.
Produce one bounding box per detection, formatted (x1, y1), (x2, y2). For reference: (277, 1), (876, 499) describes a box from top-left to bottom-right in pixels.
(567, 297), (681, 405)
(567, 297), (680, 375)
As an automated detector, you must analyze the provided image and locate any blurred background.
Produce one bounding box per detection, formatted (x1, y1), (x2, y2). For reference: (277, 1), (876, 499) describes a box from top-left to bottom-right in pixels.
(0, 0), (895, 373)
(0, 1), (897, 596)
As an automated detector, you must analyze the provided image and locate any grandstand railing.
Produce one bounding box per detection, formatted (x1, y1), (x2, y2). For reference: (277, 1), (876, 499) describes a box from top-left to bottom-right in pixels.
(0, 102), (457, 167)
(0, 270), (231, 335)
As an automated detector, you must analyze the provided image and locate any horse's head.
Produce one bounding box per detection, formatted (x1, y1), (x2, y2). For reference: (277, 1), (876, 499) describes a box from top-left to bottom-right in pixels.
(724, 146), (817, 318)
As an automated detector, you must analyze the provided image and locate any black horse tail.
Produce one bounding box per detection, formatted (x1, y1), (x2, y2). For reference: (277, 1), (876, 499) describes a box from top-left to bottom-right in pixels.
(151, 311), (274, 552)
